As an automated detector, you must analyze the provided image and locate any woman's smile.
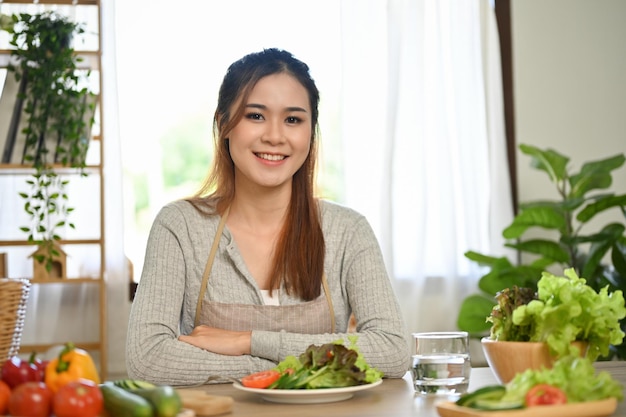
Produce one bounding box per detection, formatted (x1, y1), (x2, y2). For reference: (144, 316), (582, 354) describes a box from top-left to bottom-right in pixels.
(255, 152), (287, 162)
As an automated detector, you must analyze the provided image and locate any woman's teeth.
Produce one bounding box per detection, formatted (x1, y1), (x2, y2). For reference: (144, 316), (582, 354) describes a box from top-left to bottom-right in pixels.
(256, 153), (286, 161)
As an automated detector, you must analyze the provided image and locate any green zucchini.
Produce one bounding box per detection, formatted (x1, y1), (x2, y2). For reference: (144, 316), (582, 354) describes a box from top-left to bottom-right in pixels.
(100, 383), (154, 417)
(132, 386), (182, 417)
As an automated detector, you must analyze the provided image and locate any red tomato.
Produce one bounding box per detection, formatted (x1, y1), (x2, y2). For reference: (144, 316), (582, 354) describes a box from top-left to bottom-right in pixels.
(53, 379), (103, 417)
(0, 380), (10, 415)
(8, 381), (53, 417)
(525, 384), (567, 406)
(241, 370), (282, 389)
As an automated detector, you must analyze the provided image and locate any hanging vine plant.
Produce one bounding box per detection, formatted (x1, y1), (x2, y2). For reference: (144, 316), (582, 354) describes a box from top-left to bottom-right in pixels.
(2, 11), (96, 274)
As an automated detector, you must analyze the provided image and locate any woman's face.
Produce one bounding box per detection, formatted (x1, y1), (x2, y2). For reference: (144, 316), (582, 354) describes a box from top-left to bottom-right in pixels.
(228, 73), (312, 192)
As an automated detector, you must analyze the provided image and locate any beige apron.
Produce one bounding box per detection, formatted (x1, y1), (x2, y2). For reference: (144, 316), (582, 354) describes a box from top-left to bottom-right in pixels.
(193, 207), (336, 334)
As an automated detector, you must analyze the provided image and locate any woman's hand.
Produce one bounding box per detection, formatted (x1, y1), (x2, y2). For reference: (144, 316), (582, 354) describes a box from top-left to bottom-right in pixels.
(178, 325), (252, 356)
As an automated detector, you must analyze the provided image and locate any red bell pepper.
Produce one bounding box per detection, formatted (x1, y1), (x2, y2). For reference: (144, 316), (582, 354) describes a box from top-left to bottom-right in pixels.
(1, 355), (41, 388)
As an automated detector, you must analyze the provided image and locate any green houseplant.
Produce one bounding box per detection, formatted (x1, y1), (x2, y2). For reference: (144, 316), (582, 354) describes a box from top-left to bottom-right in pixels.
(1, 11), (96, 274)
(457, 144), (626, 359)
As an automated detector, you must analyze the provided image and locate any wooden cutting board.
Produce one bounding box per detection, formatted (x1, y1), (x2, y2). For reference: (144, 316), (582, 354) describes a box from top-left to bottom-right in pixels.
(177, 389), (234, 416)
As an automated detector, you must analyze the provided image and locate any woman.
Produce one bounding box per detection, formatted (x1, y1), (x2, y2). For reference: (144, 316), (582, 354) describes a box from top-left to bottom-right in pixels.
(126, 48), (409, 386)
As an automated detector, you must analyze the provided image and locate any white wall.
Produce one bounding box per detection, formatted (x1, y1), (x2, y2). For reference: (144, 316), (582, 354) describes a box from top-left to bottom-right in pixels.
(513, 0), (626, 217)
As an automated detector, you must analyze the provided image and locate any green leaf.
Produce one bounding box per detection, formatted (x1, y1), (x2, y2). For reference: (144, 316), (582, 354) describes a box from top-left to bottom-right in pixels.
(503, 206), (566, 239)
(479, 266), (544, 295)
(530, 257), (558, 269)
(505, 239), (570, 263)
(519, 144), (569, 183)
(582, 224), (625, 278)
(464, 251), (510, 267)
(457, 294), (495, 335)
(611, 241), (626, 277)
(577, 194), (626, 223)
(570, 154), (625, 198)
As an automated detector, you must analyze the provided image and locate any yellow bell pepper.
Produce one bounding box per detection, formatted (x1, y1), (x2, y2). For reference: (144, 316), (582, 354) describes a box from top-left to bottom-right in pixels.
(44, 342), (101, 392)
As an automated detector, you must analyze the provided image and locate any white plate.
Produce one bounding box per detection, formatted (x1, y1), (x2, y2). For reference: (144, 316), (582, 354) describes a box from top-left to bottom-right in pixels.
(233, 379), (383, 404)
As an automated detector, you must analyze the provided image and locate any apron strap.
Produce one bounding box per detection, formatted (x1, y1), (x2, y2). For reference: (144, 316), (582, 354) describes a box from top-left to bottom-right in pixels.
(321, 273), (336, 333)
(194, 206), (230, 327)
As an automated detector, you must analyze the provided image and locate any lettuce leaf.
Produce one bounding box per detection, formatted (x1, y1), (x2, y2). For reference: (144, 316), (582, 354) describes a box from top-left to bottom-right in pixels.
(509, 268), (626, 360)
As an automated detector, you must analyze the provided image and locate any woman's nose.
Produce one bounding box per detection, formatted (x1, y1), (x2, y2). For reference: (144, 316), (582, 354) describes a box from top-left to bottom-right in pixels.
(261, 119), (285, 144)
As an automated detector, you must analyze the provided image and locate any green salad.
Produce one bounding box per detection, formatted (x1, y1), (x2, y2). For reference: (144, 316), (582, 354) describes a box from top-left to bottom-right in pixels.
(269, 336), (383, 389)
(457, 354), (624, 410)
(504, 354), (624, 403)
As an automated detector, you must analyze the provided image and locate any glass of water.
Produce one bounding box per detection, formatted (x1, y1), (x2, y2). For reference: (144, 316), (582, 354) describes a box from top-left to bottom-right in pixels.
(411, 331), (471, 395)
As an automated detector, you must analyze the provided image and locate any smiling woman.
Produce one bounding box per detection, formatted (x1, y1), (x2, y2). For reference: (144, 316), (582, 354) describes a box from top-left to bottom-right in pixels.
(125, 47), (410, 386)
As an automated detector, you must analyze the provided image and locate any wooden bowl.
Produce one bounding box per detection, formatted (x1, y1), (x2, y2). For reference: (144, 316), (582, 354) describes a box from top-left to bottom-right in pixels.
(481, 337), (588, 383)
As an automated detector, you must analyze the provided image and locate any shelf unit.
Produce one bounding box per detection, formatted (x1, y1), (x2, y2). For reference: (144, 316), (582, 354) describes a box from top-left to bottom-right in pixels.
(0, 0), (106, 378)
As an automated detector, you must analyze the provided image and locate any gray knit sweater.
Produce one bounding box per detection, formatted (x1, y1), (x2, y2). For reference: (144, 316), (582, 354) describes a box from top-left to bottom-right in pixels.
(126, 199), (410, 386)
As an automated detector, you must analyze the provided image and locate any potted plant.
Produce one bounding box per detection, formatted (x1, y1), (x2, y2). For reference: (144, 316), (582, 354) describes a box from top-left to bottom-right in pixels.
(480, 268), (625, 383)
(457, 144), (626, 358)
(1, 11), (96, 275)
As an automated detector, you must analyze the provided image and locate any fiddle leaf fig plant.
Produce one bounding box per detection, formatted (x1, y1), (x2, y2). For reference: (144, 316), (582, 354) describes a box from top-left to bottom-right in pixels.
(457, 144), (626, 359)
(2, 11), (96, 274)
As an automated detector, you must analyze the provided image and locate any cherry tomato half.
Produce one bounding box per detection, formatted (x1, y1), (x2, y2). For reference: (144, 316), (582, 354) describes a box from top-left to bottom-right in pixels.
(525, 384), (567, 406)
(53, 379), (103, 417)
(8, 381), (53, 417)
(240, 370), (282, 389)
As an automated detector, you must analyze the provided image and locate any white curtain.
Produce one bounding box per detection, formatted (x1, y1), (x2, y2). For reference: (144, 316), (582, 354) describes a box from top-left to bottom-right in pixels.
(340, 0), (513, 334)
(101, 0), (129, 377)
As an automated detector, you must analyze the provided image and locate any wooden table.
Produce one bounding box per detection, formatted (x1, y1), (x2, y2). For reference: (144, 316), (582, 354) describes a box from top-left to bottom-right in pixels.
(189, 362), (626, 417)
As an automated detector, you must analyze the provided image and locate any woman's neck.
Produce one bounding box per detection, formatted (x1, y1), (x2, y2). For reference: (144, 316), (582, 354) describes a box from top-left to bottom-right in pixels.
(229, 187), (291, 234)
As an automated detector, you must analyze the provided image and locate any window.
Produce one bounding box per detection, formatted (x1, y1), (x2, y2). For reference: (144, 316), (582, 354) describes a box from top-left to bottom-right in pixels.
(116, 1), (345, 280)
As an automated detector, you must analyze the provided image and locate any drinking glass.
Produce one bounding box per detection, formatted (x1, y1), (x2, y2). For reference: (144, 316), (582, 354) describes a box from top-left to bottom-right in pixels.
(411, 331), (471, 395)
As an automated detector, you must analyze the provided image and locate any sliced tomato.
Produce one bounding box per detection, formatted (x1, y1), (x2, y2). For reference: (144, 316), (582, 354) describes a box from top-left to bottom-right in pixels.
(525, 384), (567, 406)
(241, 370), (282, 389)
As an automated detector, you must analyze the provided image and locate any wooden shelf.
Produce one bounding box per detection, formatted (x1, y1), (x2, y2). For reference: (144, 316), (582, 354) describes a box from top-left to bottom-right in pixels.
(0, 51), (100, 70)
(0, 0), (107, 379)
(0, 239), (103, 246)
(20, 342), (101, 354)
(0, 165), (101, 175)
(29, 278), (102, 284)
(0, 0), (98, 4)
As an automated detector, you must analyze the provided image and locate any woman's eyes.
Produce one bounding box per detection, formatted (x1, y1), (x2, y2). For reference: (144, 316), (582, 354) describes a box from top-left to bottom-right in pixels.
(244, 113), (302, 124)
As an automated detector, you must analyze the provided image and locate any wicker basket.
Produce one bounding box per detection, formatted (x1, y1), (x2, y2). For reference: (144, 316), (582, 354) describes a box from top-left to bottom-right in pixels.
(0, 278), (31, 362)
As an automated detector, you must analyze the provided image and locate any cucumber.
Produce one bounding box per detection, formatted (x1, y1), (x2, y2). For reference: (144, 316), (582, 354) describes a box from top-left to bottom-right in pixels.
(473, 399), (525, 410)
(100, 383), (154, 417)
(456, 385), (506, 407)
(132, 386), (182, 417)
(113, 379), (157, 390)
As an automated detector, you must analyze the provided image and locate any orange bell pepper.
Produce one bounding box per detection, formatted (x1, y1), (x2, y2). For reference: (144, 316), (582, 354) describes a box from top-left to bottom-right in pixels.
(44, 342), (101, 392)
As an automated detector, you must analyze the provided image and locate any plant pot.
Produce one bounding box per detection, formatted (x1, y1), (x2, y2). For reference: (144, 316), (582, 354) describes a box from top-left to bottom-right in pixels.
(481, 337), (588, 384)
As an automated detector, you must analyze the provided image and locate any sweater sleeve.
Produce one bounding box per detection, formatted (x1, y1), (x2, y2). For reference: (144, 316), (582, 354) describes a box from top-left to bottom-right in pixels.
(125, 204), (276, 386)
(249, 203), (411, 378)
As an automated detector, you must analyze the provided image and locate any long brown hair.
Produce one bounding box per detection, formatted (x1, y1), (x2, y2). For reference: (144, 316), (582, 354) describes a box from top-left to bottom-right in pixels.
(188, 48), (325, 301)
